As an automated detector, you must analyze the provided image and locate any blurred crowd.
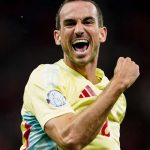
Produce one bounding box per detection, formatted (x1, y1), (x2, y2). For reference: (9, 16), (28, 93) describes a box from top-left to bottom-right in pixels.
(0, 0), (149, 149)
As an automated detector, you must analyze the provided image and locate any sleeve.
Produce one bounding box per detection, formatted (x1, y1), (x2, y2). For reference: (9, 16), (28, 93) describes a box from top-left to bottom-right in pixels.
(24, 64), (75, 129)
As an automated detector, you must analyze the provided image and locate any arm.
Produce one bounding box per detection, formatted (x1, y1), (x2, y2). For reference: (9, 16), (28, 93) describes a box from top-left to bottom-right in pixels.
(45, 57), (140, 150)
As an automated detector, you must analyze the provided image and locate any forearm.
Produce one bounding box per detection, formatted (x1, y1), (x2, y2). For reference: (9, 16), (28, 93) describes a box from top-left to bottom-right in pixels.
(46, 77), (125, 150)
(63, 78), (125, 147)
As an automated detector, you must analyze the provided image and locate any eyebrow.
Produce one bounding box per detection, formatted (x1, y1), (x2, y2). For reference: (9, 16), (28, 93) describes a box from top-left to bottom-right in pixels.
(63, 18), (76, 24)
(63, 16), (96, 24)
(83, 16), (95, 21)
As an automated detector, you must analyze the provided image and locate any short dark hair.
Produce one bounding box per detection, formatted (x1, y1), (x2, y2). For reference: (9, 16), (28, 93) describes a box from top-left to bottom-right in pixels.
(55, 0), (104, 30)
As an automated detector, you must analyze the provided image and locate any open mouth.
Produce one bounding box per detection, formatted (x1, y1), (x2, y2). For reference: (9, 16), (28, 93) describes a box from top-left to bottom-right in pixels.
(72, 39), (89, 52)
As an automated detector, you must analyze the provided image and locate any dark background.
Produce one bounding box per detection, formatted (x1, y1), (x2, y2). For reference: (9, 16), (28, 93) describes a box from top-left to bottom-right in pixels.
(0, 0), (150, 149)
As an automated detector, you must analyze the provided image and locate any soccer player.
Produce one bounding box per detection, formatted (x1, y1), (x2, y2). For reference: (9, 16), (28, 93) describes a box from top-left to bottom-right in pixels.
(20, 0), (140, 149)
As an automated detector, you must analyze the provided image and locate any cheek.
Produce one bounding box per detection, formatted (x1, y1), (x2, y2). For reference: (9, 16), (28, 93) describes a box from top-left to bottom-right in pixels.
(61, 32), (71, 44)
(61, 28), (73, 37)
(89, 29), (100, 41)
(92, 34), (100, 43)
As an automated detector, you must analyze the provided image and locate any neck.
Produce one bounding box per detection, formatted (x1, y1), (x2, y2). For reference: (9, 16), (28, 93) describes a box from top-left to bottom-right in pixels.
(64, 59), (99, 84)
(78, 64), (99, 84)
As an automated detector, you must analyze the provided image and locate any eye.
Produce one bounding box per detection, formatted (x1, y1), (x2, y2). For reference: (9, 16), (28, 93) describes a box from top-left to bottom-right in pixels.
(83, 17), (95, 25)
(64, 19), (76, 28)
(66, 22), (75, 27)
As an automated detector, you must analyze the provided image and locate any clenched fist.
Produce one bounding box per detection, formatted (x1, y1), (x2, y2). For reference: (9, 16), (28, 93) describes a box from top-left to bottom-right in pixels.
(113, 57), (140, 90)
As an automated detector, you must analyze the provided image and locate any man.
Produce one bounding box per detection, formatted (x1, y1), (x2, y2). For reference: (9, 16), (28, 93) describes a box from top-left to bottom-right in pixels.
(20, 0), (140, 149)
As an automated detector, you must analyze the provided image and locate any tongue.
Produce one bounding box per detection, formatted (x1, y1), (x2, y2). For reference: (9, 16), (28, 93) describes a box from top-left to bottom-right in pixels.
(75, 45), (88, 52)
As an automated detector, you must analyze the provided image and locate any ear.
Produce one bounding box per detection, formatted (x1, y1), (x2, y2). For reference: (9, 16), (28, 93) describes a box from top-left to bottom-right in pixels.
(99, 27), (107, 43)
(54, 30), (61, 45)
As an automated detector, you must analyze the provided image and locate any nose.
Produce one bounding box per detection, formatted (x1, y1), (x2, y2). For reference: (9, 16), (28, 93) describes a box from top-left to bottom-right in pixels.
(74, 22), (84, 37)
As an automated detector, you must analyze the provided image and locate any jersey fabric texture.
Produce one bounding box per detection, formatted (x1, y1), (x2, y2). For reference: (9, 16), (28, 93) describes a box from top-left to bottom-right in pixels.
(20, 59), (126, 150)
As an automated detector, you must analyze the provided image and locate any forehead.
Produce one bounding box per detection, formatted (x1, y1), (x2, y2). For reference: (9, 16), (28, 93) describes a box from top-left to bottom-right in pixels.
(60, 1), (98, 21)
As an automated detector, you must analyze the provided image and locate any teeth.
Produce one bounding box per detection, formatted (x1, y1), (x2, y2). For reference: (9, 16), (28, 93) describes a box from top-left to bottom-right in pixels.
(73, 39), (88, 44)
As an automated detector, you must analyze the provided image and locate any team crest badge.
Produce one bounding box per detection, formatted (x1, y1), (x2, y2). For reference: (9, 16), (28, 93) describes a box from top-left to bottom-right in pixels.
(47, 90), (67, 107)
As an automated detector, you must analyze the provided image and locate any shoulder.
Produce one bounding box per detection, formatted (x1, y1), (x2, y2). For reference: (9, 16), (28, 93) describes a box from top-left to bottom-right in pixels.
(96, 68), (109, 86)
(26, 60), (67, 90)
(29, 63), (60, 84)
